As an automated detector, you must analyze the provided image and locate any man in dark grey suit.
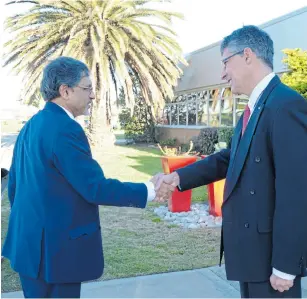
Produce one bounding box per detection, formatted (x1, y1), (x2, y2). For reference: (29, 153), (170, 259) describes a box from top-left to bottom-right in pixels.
(155, 25), (307, 298)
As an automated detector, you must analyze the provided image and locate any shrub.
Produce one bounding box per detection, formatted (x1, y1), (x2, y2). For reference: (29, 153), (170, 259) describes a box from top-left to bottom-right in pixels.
(159, 138), (177, 147)
(191, 128), (218, 155)
(218, 127), (234, 148)
(189, 127), (234, 155)
(118, 108), (131, 129)
(124, 117), (155, 143)
(119, 98), (156, 143)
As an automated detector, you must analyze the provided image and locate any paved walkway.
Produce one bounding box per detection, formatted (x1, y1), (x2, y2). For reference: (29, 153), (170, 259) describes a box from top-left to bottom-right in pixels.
(2, 265), (307, 298)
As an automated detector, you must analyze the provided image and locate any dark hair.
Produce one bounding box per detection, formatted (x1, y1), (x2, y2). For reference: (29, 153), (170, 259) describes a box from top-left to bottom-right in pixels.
(40, 56), (89, 101)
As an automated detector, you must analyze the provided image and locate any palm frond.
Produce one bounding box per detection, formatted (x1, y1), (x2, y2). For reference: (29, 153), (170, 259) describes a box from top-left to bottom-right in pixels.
(3, 0), (185, 125)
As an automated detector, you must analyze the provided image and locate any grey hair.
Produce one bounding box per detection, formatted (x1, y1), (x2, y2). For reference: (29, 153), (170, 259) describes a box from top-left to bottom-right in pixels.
(40, 56), (90, 101)
(220, 25), (274, 70)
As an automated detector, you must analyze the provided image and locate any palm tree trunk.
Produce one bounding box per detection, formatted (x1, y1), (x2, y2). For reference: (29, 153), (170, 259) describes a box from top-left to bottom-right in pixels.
(88, 89), (115, 151)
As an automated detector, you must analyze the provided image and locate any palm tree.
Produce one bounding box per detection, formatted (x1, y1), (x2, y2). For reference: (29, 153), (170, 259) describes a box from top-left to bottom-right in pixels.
(3, 0), (186, 147)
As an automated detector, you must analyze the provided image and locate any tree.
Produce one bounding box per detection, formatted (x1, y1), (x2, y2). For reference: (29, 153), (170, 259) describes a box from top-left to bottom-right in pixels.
(3, 0), (186, 147)
(281, 48), (307, 99)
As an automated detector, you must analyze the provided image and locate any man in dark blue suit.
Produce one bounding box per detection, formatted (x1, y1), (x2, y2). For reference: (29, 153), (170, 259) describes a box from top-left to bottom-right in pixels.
(155, 26), (307, 298)
(2, 57), (169, 298)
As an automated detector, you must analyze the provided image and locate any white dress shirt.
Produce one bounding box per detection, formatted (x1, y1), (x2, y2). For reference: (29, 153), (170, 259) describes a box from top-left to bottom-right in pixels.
(247, 73), (295, 280)
(55, 103), (156, 202)
(247, 72), (275, 116)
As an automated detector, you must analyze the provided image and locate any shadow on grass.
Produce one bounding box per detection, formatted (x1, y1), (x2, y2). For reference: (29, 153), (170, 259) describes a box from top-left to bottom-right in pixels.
(125, 155), (163, 177)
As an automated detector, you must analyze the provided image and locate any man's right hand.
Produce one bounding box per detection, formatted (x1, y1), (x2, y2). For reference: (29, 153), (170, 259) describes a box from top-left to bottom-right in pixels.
(150, 172), (180, 202)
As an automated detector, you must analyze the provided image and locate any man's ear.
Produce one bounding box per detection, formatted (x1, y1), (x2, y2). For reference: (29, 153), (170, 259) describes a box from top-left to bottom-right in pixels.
(243, 48), (253, 65)
(59, 84), (70, 99)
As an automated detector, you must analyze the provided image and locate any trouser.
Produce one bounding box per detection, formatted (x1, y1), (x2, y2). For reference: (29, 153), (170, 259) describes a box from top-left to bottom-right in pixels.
(19, 274), (81, 298)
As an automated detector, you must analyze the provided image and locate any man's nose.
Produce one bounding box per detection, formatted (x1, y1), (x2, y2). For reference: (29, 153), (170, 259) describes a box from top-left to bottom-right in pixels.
(221, 68), (227, 81)
(90, 90), (95, 99)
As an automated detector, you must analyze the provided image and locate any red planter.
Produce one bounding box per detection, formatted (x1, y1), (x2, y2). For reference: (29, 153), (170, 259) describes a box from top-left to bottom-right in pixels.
(201, 155), (224, 217)
(161, 156), (197, 212)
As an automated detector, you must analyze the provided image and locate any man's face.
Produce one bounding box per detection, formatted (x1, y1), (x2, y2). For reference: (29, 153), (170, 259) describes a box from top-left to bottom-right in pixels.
(221, 48), (249, 95)
(67, 76), (95, 117)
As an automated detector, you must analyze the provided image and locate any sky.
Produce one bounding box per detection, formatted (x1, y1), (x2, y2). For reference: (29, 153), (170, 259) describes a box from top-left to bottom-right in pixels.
(1, 0), (306, 108)
(154, 0), (307, 53)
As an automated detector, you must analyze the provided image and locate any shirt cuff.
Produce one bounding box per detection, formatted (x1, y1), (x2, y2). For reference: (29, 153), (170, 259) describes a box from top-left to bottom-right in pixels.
(273, 268), (296, 280)
(144, 181), (156, 202)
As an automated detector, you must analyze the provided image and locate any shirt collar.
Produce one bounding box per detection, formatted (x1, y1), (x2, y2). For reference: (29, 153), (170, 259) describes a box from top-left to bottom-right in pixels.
(55, 104), (75, 120)
(248, 72), (275, 111)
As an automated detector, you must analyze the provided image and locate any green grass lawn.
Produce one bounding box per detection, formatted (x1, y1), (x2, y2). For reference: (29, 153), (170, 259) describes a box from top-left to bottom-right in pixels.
(1, 145), (220, 293)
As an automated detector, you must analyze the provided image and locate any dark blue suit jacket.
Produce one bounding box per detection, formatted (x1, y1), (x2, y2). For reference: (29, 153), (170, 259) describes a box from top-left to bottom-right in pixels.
(177, 76), (307, 282)
(2, 102), (147, 283)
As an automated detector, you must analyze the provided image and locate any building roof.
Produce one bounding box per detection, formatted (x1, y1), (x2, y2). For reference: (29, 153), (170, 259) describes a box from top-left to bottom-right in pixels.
(175, 6), (307, 95)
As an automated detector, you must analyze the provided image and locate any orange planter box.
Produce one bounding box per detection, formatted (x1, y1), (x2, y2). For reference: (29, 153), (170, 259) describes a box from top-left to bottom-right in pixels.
(161, 156), (197, 213)
(201, 155), (224, 217)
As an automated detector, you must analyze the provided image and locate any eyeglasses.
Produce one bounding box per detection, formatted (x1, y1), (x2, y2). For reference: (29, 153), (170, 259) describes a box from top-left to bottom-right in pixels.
(75, 85), (94, 93)
(222, 50), (244, 66)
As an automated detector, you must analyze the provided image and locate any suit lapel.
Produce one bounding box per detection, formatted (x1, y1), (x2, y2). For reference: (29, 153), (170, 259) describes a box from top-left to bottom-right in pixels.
(227, 116), (243, 175)
(224, 75), (281, 202)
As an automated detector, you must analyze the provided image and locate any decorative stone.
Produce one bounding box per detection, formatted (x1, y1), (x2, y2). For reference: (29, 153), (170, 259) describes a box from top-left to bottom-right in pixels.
(153, 204), (222, 229)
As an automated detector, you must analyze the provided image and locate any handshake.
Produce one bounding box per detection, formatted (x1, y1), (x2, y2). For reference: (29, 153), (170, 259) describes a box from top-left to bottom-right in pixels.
(150, 172), (180, 202)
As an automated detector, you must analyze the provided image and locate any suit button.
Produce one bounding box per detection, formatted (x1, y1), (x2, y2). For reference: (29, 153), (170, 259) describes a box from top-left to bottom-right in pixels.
(255, 157), (261, 162)
(244, 223), (249, 228)
(250, 190), (255, 195)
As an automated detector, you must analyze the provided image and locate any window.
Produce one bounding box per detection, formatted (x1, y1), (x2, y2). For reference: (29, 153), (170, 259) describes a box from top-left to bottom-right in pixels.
(187, 101), (197, 125)
(161, 87), (248, 127)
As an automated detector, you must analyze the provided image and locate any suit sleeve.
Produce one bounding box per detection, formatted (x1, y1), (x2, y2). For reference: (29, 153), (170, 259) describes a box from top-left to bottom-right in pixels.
(271, 99), (307, 275)
(53, 122), (147, 208)
(176, 149), (230, 191)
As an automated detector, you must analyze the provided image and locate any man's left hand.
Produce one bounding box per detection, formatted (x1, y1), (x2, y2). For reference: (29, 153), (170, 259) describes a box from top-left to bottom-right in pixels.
(270, 274), (294, 293)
